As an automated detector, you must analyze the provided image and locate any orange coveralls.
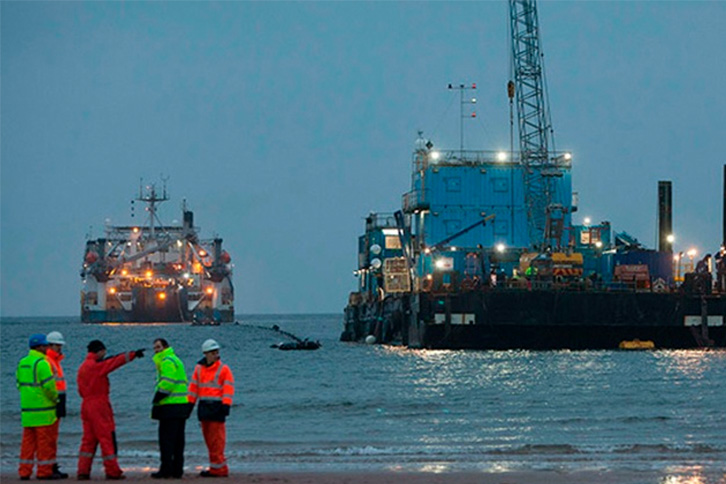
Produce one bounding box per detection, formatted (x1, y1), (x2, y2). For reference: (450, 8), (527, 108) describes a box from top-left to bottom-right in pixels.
(187, 360), (234, 476)
(76, 351), (138, 478)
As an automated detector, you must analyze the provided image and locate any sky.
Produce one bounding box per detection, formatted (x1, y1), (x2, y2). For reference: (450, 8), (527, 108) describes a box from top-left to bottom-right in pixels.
(2, 1), (725, 317)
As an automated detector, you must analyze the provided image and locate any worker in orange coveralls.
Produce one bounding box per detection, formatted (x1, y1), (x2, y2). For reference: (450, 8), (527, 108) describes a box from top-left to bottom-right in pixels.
(17, 333), (61, 480)
(187, 339), (234, 477)
(45, 331), (69, 479)
(76, 340), (144, 480)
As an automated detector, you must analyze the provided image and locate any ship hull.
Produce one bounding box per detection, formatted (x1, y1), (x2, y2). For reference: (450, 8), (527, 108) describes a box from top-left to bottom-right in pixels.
(342, 289), (726, 350)
(81, 308), (235, 324)
(81, 286), (235, 323)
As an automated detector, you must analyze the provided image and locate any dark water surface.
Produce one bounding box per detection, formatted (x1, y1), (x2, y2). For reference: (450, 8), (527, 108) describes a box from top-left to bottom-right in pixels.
(1, 315), (725, 478)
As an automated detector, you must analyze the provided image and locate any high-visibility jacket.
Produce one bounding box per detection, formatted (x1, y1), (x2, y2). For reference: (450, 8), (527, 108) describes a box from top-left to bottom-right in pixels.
(153, 347), (189, 405)
(152, 347), (191, 420)
(16, 349), (58, 427)
(46, 348), (67, 418)
(188, 359), (234, 422)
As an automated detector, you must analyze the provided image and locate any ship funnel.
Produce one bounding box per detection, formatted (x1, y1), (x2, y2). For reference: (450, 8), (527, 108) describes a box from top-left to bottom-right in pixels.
(657, 181), (673, 252)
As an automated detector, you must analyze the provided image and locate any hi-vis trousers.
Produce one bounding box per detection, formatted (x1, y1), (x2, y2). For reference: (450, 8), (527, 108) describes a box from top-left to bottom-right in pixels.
(19, 424), (57, 478)
(201, 421), (228, 476)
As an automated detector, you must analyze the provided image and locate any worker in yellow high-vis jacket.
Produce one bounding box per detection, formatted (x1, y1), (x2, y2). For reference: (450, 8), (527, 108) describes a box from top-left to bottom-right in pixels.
(16, 333), (61, 480)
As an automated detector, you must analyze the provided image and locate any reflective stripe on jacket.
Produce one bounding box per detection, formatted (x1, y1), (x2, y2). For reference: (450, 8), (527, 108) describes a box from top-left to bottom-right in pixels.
(188, 359), (234, 422)
(16, 350), (58, 427)
(45, 349), (66, 393)
(153, 347), (188, 406)
(45, 349), (67, 418)
(188, 360), (234, 406)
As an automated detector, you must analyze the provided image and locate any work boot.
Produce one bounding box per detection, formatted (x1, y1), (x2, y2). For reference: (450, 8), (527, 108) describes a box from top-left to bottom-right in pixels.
(77, 475), (90, 481)
(53, 465), (69, 479)
(37, 474), (62, 480)
(105, 475), (126, 480)
(199, 471), (226, 478)
(150, 472), (169, 479)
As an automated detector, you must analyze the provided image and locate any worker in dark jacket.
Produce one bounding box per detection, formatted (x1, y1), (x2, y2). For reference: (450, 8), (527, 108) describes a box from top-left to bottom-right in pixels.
(151, 338), (191, 479)
(76, 340), (144, 480)
(187, 339), (234, 477)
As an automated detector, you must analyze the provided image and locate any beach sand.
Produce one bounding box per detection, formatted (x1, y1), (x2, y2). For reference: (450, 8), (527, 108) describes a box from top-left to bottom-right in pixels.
(3, 470), (724, 484)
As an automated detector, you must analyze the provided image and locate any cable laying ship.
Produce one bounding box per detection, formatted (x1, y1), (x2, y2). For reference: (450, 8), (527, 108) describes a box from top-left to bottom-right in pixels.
(341, 0), (726, 350)
(81, 181), (234, 323)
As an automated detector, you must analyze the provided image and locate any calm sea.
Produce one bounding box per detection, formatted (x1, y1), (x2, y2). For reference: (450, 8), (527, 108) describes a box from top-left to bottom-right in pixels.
(1, 315), (725, 478)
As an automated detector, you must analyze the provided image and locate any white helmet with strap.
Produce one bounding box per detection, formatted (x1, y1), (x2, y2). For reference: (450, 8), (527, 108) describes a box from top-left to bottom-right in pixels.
(202, 339), (220, 353)
(47, 331), (66, 345)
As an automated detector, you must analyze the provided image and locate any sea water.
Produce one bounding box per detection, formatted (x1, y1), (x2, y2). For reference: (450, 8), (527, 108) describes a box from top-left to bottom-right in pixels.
(1, 315), (725, 476)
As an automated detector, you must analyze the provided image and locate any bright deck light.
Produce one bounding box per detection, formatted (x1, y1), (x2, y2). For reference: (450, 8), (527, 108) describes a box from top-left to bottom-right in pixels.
(430, 151), (441, 161)
(496, 243), (506, 253)
(496, 152), (507, 162)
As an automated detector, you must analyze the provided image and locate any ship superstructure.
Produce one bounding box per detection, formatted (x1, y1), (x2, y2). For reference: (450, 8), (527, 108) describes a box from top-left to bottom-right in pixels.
(81, 182), (234, 323)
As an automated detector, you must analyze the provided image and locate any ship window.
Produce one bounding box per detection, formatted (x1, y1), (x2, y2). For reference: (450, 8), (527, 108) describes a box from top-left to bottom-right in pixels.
(445, 177), (461, 192)
(492, 177), (509, 192)
(385, 235), (401, 250)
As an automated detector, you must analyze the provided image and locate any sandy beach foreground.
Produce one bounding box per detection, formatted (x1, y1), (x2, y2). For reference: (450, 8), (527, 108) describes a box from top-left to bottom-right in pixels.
(2, 470), (725, 484)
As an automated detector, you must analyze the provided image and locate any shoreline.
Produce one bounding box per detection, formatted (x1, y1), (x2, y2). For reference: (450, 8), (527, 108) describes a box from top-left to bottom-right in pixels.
(2, 469), (725, 484)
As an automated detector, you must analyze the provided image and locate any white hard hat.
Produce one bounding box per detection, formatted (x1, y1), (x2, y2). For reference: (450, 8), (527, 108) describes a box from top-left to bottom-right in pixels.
(202, 339), (220, 353)
(46, 331), (66, 345)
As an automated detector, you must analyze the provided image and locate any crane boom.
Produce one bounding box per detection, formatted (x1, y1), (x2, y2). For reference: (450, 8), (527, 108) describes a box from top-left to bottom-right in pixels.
(509, 0), (562, 249)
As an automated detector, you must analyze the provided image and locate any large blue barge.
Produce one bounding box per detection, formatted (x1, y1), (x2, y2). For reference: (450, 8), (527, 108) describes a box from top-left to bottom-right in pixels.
(341, 0), (726, 350)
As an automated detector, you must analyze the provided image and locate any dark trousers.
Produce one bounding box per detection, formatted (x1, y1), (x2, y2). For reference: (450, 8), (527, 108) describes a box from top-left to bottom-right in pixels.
(158, 419), (186, 477)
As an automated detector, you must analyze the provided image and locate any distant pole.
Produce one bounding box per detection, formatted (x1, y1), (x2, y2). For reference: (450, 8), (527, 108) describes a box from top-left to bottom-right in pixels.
(723, 164), (726, 247)
(657, 181), (672, 252)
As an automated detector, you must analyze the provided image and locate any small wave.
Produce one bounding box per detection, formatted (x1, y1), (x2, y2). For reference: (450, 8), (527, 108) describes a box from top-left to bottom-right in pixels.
(489, 444), (580, 455)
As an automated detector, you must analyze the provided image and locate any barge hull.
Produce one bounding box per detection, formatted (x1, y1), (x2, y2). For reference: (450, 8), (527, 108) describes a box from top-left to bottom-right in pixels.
(343, 290), (726, 350)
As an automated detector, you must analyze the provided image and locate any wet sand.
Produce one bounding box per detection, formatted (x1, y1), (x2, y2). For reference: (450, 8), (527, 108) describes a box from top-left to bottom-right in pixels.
(3, 470), (724, 484)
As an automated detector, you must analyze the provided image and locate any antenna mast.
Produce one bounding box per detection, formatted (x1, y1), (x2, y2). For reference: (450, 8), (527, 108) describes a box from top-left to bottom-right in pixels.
(448, 83), (477, 154)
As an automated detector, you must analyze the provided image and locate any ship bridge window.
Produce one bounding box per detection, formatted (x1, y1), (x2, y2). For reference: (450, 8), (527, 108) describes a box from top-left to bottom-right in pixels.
(445, 177), (461, 192)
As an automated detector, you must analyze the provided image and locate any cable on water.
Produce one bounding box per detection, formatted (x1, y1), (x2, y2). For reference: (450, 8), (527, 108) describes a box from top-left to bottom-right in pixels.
(242, 323), (321, 351)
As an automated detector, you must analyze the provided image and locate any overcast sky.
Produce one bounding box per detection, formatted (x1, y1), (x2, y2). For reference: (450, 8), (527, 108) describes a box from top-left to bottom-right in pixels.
(2, 1), (725, 317)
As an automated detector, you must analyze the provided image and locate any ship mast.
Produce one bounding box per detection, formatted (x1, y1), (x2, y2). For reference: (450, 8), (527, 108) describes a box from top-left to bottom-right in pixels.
(137, 178), (169, 239)
(448, 83), (477, 155)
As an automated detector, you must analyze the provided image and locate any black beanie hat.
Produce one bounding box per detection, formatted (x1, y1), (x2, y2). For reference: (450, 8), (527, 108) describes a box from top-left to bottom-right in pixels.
(87, 340), (106, 353)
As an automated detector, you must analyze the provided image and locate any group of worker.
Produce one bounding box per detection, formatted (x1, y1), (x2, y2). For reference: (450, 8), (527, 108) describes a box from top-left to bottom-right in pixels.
(16, 332), (235, 480)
